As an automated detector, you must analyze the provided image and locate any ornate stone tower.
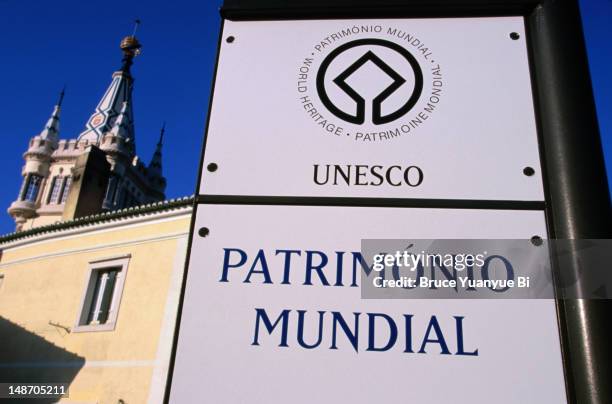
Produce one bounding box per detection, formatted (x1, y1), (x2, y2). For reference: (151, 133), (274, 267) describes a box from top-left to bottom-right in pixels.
(7, 29), (167, 232)
(8, 91), (63, 230)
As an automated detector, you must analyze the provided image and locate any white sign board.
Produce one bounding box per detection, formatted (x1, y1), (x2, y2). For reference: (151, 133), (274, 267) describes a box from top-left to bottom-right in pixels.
(169, 204), (565, 403)
(199, 17), (544, 201)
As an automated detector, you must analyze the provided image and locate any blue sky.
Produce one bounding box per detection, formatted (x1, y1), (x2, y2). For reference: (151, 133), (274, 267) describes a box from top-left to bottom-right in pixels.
(0, 0), (609, 234)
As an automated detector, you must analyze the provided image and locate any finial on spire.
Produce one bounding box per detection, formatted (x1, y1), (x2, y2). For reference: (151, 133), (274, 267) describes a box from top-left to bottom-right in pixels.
(158, 122), (165, 146)
(120, 20), (142, 72)
(57, 86), (66, 107)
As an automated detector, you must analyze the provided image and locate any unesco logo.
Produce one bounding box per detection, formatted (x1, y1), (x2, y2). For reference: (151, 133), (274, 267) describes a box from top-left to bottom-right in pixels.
(316, 39), (424, 125)
(297, 26), (443, 142)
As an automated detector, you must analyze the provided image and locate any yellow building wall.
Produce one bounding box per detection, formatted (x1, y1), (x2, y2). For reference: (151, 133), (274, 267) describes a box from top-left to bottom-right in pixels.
(23, 213), (64, 230)
(0, 212), (190, 403)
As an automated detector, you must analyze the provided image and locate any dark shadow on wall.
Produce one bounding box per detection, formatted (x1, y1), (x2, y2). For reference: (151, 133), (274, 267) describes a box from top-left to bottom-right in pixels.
(0, 316), (85, 404)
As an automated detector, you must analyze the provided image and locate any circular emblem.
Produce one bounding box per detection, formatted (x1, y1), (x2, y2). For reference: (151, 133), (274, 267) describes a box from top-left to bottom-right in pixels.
(297, 26), (444, 142)
(316, 39), (423, 125)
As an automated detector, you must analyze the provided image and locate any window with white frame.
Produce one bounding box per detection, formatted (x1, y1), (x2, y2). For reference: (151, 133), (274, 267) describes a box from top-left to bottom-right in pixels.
(47, 176), (63, 204)
(60, 176), (72, 203)
(23, 174), (43, 202)
(74, 255), (130, 332)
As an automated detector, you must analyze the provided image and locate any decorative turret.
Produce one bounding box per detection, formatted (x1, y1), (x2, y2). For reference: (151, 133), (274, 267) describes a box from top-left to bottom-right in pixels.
(148, 123), (164, 175)
(25, 88), (64, 157)
(99, 101), (134, 160)
(8, 89), (65, 230)
(38, 88), (64, 146)
(147, 124), (167, 198)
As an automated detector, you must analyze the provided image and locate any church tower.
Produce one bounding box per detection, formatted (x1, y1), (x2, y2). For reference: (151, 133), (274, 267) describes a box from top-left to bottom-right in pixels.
(8, 27), (167, 231)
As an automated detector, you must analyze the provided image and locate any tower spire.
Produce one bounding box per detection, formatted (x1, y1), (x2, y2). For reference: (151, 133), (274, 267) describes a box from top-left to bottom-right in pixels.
(157, 122), (165, 146)
(78, 24), (141, 146)
(149, 123), (164, 175)
(57, 86), (65, 107)
(39, 87), (64, 145)
(147, 122), (167, 198)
